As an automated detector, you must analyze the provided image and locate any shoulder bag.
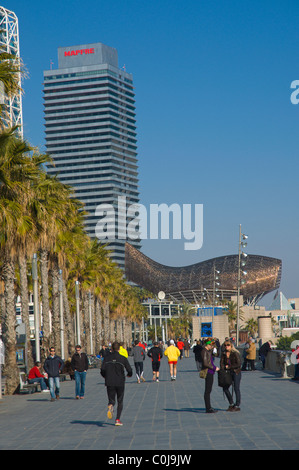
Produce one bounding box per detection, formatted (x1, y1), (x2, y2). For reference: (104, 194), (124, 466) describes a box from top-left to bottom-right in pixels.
(217, 369), (233, 387)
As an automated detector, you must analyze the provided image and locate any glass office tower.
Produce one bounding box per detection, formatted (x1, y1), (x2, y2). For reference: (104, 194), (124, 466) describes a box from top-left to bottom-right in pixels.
(44, 42), (140, 267)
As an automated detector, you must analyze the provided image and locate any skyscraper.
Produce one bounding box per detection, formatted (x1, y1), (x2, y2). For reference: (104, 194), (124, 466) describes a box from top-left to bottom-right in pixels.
(44, 42), (140, 267)
(0, 6), (23, 137)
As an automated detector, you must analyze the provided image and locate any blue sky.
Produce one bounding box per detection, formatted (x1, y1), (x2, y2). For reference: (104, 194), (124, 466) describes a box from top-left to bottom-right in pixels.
(5, 0), (299, 306)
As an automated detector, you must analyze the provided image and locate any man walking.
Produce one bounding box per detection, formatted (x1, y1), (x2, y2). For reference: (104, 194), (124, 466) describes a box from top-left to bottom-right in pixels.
(101, 342), (132, 426)
(147, 341), (163, 382)
(43, 347), (64, 402)
(71, 345), (89, 399)
(176, 338), (184, 360)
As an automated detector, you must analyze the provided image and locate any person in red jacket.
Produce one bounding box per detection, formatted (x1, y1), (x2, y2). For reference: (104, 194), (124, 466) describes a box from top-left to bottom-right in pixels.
(176, 339), (184, 360)
(28, 361), (49, 392)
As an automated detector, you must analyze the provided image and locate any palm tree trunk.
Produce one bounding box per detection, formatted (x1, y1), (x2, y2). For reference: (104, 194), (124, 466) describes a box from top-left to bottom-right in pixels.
(2, 256), (19, 394)
(95, 296), (102, 353)
(50, 262), (60, 352)
(83, 292), (90, 353)
(103, 300), (110, 344)
(40, 249), (50, 358)
(63, 282), (75, 356)
(18, 253), (34, 370)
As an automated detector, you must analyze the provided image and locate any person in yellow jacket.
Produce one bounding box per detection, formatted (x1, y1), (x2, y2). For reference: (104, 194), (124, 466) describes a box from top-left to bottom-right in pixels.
(164, 340), (181, 381)
(119, 342), (128, 358)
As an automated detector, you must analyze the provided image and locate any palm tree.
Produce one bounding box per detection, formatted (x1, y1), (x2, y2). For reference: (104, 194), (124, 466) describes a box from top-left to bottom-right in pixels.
(244, 318), (258, 337)
(0, 50), (26, 130)
(223, 301), (244, 334)
(0, 130), (40, 393)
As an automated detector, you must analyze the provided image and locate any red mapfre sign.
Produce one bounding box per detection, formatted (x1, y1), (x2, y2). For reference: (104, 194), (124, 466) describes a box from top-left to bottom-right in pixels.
(64, 48), (95, 57)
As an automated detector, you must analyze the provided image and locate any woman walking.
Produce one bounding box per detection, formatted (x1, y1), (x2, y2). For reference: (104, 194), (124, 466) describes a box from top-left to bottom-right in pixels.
(220, 340), (242, 411)
(201, 338), (219, 413)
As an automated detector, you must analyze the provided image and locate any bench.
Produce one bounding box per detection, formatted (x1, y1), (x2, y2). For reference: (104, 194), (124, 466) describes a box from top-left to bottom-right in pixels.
(19, 372), (41, 394)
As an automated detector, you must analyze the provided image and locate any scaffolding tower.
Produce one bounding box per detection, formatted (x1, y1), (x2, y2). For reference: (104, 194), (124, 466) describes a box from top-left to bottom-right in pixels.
(0, 6), (23, 137)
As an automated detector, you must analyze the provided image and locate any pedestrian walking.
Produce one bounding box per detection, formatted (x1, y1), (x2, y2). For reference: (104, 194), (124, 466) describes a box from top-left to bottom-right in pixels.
(43, 347), (64, 402)
(71, 345), (89, 399)
(164, 339), (181, 380)
(220, 339), (242, 411)
(184, 339), (190, 358)
(147, 341), (163, 382)
(99, 345), (111, 362)
(132, 339), (146, 383)
(201, 338), (219, 413)
(176, 338), (184, 359)
(100, 341), (132, 426)
(192, 340), (203, 371)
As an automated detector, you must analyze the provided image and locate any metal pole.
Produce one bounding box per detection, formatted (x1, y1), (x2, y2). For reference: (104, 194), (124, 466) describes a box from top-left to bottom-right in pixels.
(75, 281), (80, 345)
(236, 224), (241, 347)
(32, 254), (40, 362)
(59, 270), (65, 360)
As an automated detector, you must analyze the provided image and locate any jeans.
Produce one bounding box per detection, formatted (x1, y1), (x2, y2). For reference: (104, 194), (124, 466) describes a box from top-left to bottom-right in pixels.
(223, 371), (242, 406)
(28, 377), (47, 391)
(75, 370), (87, 397)
(48, 376), (60, 399)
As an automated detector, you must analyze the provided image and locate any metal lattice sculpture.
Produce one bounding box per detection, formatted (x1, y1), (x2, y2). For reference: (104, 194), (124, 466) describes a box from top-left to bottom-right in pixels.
(125, 242), (282, 305)
(0, 6), (23, 137)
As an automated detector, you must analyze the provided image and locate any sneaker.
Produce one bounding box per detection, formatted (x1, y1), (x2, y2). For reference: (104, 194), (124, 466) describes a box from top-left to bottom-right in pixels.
(115, 419), (123, 426)
(107, 404), (113, 419)
(42, 389), (50, 393)
(156, 379), (159, 382)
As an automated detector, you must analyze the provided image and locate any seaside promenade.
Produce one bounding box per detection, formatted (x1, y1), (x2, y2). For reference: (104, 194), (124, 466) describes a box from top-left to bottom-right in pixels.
(1, 354), (299, 451)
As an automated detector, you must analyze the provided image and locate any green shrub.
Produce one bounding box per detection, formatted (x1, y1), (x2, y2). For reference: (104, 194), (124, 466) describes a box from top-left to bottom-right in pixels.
(276, 331), (299, 350)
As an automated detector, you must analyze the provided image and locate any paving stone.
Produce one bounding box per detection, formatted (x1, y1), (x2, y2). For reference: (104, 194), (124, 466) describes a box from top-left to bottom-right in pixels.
(1, 354), (299, 450)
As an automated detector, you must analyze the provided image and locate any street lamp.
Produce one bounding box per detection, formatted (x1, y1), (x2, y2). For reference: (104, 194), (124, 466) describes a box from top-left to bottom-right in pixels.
(75, 281), (80, 345)
(32, 253), (40, 362)
(236, 225), (248, 346)
(58, 270), (65, 360)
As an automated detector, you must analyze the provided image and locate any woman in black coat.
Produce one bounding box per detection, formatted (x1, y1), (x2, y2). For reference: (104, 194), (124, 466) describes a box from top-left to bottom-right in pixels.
(220, 340), (242, 412)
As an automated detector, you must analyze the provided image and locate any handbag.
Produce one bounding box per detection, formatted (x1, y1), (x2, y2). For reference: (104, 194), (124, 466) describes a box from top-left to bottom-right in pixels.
(199, 368), (208, 379)
(217, 369), (232, 387)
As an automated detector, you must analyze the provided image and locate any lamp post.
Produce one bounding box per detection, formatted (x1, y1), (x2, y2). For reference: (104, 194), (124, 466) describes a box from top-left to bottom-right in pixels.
(58, 270), (65, 360)
(32, 253), (40, 362)
(75, 281), (80, 345)
(236, 224), (248, 346)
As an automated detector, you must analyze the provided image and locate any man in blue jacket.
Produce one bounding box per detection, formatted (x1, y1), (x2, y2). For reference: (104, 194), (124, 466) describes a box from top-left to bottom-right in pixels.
(44, 347), (64, 402)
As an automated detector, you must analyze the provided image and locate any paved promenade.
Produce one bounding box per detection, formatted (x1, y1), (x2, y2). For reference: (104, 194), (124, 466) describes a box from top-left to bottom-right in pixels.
(1, 354), (299, 451)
